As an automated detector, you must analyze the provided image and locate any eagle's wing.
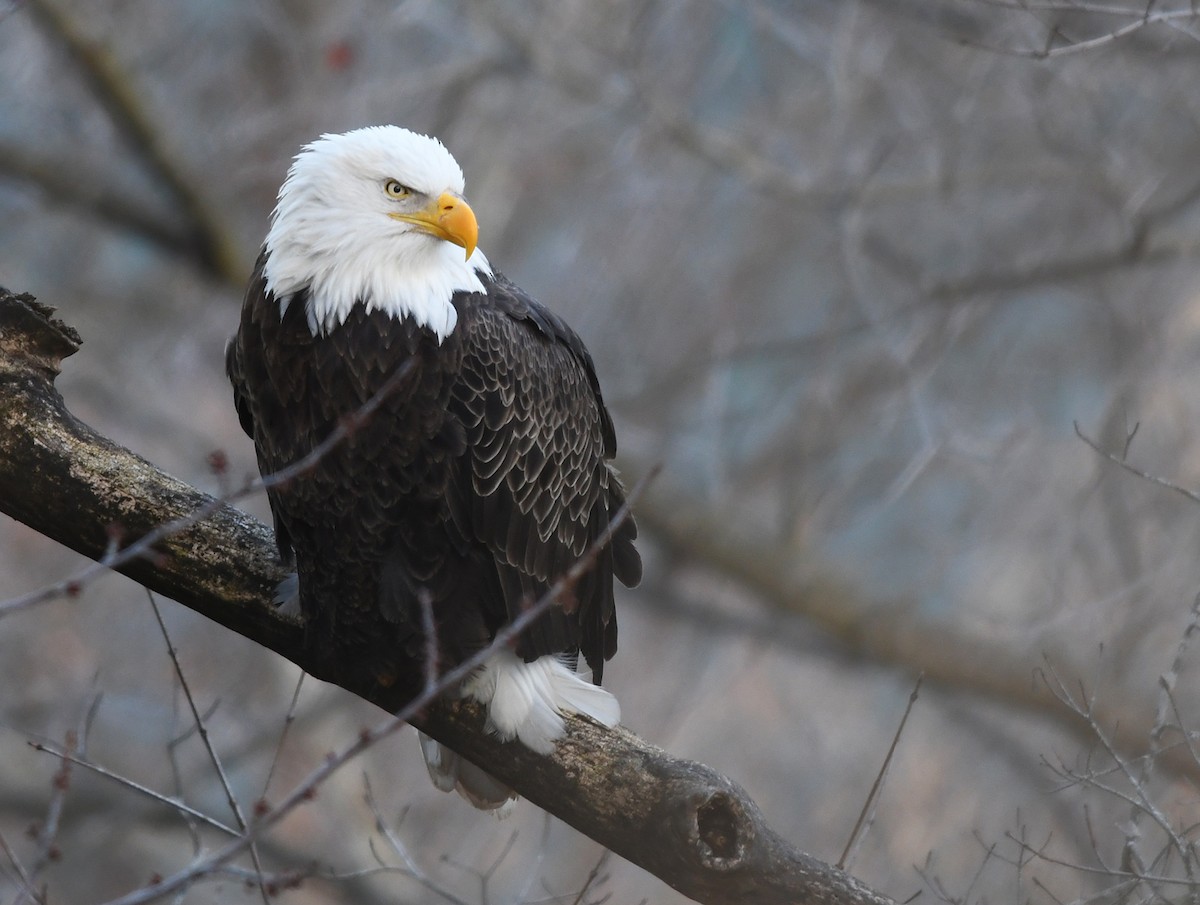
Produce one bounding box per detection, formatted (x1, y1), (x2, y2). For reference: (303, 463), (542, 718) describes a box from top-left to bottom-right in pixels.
(446, 272), (641, 680)
(225, 251), (296, 567)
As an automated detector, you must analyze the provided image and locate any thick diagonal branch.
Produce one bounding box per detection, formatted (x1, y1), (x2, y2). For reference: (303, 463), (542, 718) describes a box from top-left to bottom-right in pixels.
(0, 288), (892, 905)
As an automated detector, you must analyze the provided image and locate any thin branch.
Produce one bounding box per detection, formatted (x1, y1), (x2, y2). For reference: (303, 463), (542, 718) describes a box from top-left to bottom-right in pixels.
(21, 697), (95, 891)
(27, 740), (239, 837)
(962, 0), (1200, 57)
(1127, 592), (1200, 891)
(364, 778), (475, 905)
(450, 827), (522, 905)
(1003, 828), (1197, 886)
(569, 850), (614, 905)
(975, 0), (1185, 16)
(165, 692), (220, 859)
(1039, 661), (1192, 869)
(0, 831), (42, 905)
(1078, 421), (1200, 503)
(150, 592), (244, 829)
(260, 670), (306, 801)
(839, 674), (923, 870)
(147, 591), (271, 905)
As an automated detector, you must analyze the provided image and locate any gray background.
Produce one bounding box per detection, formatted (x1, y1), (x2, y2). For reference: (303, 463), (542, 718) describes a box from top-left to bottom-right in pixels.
(3, 1), (1200, 902)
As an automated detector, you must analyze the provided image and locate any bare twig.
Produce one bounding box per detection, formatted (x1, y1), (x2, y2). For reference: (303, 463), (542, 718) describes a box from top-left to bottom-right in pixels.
(914, 842), (1001, 905)
(1039, 660), (1193, 888)
(147, 590), (271, 904)
(364, 778), (474, 905)
(960, 0), (1200, 58)
(1074, 422), (1200, 505)
(439, 827), (522, 905)
(569, 850), (614, 905)
(27, 739), (238, 837)
(260, 670), (306, 801)
(0, 831), (42, 905)
(839, 674), (923, 870)
(165, 693), (222, 858)
(1012, 596), (1200, 905)
(1043, 664), (1170, 817)
(1003, 827), (1196, 886)
(1124, 592), (1200, 894)
(20, 697), (96, 895)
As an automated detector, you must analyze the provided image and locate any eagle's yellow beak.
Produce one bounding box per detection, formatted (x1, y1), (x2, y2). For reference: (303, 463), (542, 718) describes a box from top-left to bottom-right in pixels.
(389, 192), (478, 260)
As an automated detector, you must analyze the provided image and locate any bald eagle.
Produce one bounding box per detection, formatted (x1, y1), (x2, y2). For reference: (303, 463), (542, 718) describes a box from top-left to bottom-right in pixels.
(226, 126), (641, 810)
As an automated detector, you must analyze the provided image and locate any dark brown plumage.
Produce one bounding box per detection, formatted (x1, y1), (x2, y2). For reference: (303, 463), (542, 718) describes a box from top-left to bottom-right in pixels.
(226, 254), (641, 698)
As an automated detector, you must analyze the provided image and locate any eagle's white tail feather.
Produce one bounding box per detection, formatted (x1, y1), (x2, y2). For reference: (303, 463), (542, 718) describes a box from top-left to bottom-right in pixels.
(418, 651), (620, 811)
(418, 732), (517, 815)
(418, 731), (458, 792)
(463, 651), (620, 754)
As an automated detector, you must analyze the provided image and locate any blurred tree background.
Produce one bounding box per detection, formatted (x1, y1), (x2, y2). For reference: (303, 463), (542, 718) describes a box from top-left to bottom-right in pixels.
(4, 1), (1200, 902)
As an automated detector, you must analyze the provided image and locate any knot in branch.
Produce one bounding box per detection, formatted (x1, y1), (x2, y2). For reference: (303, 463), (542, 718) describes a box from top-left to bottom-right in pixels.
(0, 290), (81, 380)
(689, 788), (752, 870)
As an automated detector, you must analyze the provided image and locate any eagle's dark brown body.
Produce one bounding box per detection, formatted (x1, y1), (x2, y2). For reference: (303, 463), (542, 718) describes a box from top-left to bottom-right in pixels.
(227, 254), (640, 698)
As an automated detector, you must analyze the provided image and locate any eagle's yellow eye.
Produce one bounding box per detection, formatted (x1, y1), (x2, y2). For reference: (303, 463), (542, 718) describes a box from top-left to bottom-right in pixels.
(384, 179), (411, 199)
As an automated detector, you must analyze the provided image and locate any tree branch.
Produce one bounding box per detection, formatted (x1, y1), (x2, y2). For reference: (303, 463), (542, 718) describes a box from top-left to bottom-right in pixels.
(0, 287), (893, 905)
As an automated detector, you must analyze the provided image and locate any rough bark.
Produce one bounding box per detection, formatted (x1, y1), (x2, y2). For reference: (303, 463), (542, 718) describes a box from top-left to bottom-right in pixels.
(0, 287), (894, 905)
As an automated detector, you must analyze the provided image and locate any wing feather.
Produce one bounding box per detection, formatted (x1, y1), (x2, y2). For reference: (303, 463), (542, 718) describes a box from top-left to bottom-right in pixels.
(226, 251), (297, 565)
(447, 272), (640, 678)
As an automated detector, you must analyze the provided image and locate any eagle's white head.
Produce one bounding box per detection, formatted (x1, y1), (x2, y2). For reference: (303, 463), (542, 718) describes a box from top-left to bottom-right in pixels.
(263, 125), (492, 340)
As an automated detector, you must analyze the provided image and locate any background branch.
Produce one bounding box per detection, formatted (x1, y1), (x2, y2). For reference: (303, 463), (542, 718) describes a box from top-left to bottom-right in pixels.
(23, 0), (244, 282)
